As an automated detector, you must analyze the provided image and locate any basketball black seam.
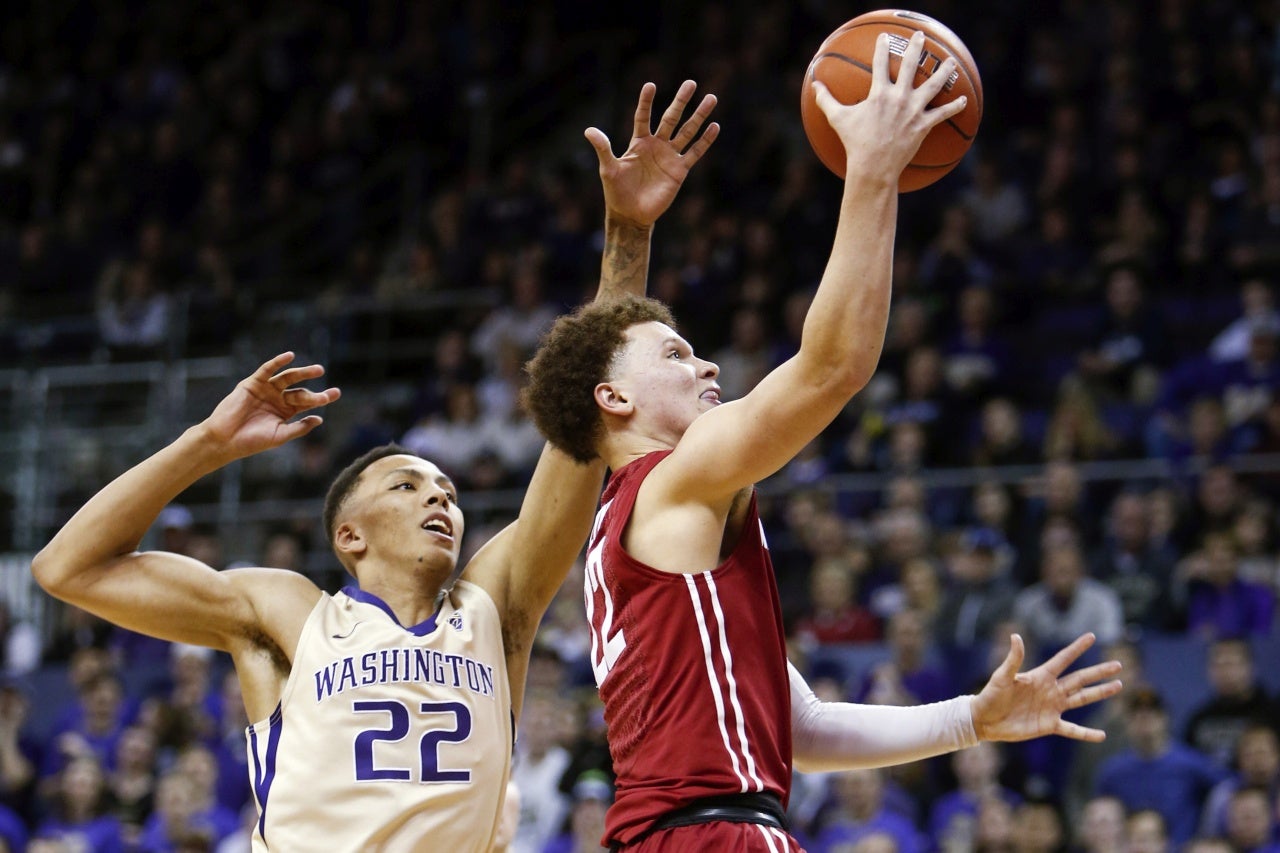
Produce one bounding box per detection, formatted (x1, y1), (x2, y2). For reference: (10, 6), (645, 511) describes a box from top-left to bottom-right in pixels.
(809, 49), (977, 148)
(812, 19), (983, 132)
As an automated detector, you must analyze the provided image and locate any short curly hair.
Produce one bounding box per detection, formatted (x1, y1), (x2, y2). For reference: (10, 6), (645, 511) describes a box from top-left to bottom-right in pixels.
(523, 296), (675, 462)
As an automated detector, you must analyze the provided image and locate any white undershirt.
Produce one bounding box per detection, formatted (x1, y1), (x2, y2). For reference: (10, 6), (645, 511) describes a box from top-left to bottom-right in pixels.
(789, 662), (979, 773)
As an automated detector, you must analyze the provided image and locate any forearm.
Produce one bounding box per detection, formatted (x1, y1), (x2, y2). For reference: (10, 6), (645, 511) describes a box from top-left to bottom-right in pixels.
(790, 662), (977, 773)
(596, 214), (653, 301)
(32, 425), (230, 592)
(798, 172), (898, 391)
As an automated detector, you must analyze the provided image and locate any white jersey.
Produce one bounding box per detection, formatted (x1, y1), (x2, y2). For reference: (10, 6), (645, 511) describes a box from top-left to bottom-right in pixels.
(248, 580), (512, 852)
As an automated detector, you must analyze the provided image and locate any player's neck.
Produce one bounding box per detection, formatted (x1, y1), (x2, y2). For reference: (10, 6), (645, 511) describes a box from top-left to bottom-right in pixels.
(356, 562), (449, 626)
(600, 429), (675, 472)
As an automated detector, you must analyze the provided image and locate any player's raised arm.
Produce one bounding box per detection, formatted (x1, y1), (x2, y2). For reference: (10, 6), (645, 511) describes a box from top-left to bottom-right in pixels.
(463, 82), (718, 690)
(30, 353), (340, 651)
(664, 33), (966, 501)
(587, 79), (719, 301)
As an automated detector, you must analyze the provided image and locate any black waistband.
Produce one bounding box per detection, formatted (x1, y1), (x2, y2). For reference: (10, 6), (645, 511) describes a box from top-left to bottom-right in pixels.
(650, 791), (788, 834)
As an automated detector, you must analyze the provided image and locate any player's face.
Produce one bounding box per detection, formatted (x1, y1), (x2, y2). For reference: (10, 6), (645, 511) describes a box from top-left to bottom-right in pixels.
(352, 454), (465, 568)
(609, 322), (721, 441)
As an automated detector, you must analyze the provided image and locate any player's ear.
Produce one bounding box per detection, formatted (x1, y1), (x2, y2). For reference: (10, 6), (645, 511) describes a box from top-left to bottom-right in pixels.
(334, 521), (367, 558)
(595, 381), (633, 417)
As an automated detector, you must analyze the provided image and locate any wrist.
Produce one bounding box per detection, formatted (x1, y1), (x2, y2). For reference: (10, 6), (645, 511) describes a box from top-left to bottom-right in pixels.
(967, 693), (987, 741)
(181, 423), (242, 472)
(605, 212), (656, 233)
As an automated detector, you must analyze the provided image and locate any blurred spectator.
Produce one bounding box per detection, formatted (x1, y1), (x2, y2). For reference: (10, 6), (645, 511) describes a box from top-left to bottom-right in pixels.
(1182, 639), (1280, 768)
(1014, 544), (1125, 652)
(470, 262), (556, 374)
(1017, 204), (1091, 301)
(851, 609), (951, 706)
(795, 560), (880, 647)
(1210, 278), (1279, 363)
(812, 768), (926, 853)
(1094, 686), (1226, 845)
(35, 755), (125, 853)
(1123, 809), (1170, 853)
(712, 304), (773, 403)
(41, 671), (128, 780)
(896, 558), (944, 633)
(1090, 491), (1178, 631)
(1222, 786), (1278, 853)
(41, 601), (114, 666)
(1018, 462), (1100, 578)
(917, 205), (996, 303)
(1043, 380), (1122, 463)
(1075, 264), (1167, 404)
(107, 725), (157, 849)
(1200, 724), (1280, 837)
(541, 770), (612, 853)
(94, 260), (172, 362)
(0, 679), (37, 819)
(136, 765), (232, 853)
(1073, 795), (1126, 853)
(400, 381), (494, 481)
(928, 743), (1021, 853)
(1233, 501), (1279, 594)
(934, 528), (1017, 684)
(970, 399), (1039, 468)
(1178, 532), (1276, 640)
(959, 152), (1030, 246)
(511, 689), (572, 853)
(943, 286), (1016, 414)
(972, 794), (1016, 853)
(1010, 800), (1066, 853)
(0, 600), (40, 676)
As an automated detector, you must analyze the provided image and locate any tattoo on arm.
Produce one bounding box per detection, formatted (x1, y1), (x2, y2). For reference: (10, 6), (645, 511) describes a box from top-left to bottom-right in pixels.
(598, 217), (653, 300)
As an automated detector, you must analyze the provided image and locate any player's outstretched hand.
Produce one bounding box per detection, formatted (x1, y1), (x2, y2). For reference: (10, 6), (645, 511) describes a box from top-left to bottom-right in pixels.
(813, 31), (966, 180)
(201, 352), (341, 460)
(970, 633), (1124, 743)
(585, 80), (720, 227)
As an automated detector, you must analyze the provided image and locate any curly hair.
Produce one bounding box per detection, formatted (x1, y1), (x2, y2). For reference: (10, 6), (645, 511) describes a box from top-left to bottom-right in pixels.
(523, 296), (675, 462)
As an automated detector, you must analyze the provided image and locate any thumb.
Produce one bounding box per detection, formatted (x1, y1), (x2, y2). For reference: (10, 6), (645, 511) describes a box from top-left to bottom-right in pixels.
(583, 128), (615, 165)
(997, 633), (1025, 681)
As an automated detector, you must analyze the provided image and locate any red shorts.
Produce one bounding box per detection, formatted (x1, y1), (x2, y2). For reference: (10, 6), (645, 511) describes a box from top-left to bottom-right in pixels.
(618, 822), (805, 852)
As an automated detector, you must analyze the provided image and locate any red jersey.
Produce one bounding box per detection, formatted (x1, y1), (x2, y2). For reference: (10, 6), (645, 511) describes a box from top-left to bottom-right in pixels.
(585, 451), (793, 846)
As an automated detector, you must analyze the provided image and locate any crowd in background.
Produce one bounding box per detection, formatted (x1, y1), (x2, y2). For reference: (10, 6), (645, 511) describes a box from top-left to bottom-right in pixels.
(1, 0), (1279, 851)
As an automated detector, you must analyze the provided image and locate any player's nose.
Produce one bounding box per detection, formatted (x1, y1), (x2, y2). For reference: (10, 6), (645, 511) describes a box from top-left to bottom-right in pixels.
(700, 358), (719, 378)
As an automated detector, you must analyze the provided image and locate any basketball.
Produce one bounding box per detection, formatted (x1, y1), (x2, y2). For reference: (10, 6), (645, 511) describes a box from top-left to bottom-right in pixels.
(800, 9), (983, 192)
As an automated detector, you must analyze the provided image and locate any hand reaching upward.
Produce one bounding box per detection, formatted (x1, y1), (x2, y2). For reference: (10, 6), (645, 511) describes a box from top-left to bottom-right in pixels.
(585, 80), (720, 227)
(201, 352), (342, 461)
(971, 633), (1124, 743)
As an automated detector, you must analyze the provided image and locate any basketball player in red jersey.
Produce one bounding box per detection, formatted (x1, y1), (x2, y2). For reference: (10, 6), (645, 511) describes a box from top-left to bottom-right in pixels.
(525, 34), (1125, 853)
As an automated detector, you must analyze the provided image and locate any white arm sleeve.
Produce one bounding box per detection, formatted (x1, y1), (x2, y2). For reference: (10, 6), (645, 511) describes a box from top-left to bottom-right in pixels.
(789, 661), (979, 773)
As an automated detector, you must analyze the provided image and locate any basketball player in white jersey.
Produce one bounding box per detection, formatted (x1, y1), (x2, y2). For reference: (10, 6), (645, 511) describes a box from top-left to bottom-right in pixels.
(31, 81), (720, 853)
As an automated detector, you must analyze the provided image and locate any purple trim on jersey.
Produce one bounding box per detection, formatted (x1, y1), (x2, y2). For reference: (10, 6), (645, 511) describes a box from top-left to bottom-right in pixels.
(342, 585), (441, 636)
(250, 704), (283, 842)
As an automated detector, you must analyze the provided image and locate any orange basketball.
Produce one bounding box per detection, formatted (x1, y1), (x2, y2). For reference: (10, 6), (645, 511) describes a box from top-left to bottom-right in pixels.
(800, 9), (983, 192)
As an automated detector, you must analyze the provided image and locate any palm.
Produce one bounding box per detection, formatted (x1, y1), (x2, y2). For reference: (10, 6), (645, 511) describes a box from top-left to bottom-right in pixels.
(600, 137), (693, 225)
(203, 353), (341, 459)
(587, 80), (719, 227)
(972, 633), (1124, 743)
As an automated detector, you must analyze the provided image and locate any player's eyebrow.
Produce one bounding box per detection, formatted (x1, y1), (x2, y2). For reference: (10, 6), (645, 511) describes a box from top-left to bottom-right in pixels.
(662, 336), (691, 352)
(385, 467), (457, 494)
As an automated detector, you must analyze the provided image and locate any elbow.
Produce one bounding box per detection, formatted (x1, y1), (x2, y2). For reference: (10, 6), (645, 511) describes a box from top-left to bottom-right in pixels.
(30, 546), (71, 599)
(827, 364), (873, 401)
